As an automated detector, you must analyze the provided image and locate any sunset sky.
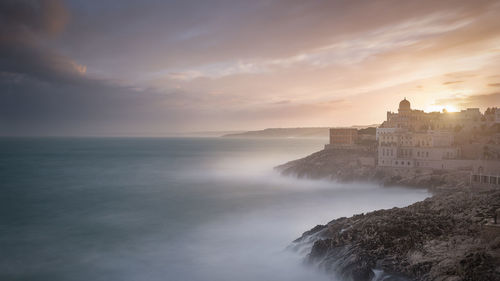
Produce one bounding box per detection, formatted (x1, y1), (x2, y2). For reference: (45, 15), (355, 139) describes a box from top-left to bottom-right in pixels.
(1, 0), (500, 136)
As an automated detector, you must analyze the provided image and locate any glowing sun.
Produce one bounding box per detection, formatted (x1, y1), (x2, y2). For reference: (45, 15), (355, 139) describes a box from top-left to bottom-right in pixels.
(425, 104), (459, 113)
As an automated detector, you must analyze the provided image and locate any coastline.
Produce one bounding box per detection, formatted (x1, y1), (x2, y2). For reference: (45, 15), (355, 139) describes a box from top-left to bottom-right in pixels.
(275, 148), (470, 192)
(277, 148), (500, 281)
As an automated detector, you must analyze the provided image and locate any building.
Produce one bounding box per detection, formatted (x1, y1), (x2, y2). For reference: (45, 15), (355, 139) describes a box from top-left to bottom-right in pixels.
(377, 129), (458, 168)
(382, 98), (433, 132)
(376, 127), (397, 140)
(377, 99), (467, 169)
(431, 108), (483, 131)
(484, 107), (500, 124)
(381, 99), (489, 133)
(329, 128), (358, 146)
(471, 161), (500, 187)
(377, 99), (500, 170)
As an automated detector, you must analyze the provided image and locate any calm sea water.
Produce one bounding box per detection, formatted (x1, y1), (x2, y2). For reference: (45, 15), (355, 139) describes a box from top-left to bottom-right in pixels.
(0, 137), (429, 281)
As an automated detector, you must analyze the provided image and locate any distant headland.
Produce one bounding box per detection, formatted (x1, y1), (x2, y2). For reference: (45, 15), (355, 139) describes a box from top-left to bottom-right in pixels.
(222, 126), (379, 138)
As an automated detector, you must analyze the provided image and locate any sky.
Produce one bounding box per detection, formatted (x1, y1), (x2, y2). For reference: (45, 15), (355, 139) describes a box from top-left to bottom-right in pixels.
(1, 0), (500, 136)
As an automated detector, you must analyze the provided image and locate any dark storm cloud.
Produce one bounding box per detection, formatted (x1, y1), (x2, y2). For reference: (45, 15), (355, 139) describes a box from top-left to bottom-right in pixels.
(0, 75), (185, 136)
(0, 0), (68, 35)
(0, 0), (185, 135)
(0, 0), (82, 83)
(0, 40), (87, 84)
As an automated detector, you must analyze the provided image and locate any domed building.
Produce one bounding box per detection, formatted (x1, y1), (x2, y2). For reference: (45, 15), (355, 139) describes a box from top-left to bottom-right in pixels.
(382, 98), (430, 131)
(398, 98), (411, 112)
(376, 97), (493, 173)
(377, 98), (458, 169)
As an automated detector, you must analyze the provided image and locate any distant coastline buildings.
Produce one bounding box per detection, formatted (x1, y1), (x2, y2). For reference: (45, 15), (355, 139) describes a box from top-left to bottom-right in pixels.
(326, 98), (500, 187)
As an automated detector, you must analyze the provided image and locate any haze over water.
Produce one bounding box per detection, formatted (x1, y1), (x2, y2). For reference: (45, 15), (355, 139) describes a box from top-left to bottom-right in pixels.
(0, 137), (429, 281)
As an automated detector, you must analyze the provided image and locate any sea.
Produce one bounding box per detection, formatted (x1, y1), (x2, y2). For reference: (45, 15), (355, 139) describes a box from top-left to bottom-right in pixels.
(0, 137), (429, 281)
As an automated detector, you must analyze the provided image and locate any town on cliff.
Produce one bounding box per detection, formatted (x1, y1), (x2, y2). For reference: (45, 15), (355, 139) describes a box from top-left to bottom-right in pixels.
(282, 98), (500, 189)
(278, 98), (500, 281)
(334, 99), (499, 183)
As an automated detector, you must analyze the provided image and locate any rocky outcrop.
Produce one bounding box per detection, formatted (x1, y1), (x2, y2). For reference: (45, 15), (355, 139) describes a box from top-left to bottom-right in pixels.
(280, 148), (500, 280)
(276, 148), (470, 189)
(290, 189), (500, 281)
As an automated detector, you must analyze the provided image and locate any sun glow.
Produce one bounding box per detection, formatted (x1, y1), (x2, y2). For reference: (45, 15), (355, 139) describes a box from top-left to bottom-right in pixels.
(424, 104), (459, 113)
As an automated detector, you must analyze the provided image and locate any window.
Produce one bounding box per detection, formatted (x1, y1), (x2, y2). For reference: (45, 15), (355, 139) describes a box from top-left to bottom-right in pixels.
(490, 177), (497, 185)
(482, 176), (488, 183)
(408, 161), (410, 165)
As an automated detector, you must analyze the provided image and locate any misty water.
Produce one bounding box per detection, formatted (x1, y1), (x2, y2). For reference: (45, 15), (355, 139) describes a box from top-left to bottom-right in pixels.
(0, 137), (429, 281)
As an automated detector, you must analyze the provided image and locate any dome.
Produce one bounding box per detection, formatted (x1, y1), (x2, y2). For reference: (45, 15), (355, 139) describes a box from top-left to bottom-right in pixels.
(399, 98), (411, 111)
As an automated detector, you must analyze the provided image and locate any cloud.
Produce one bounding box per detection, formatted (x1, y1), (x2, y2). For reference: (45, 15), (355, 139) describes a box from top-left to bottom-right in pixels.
(443, 81), (464, 85)
(435, 92), (500, 108)
(1, 0), (500, 135)
(0, 1), (185, 135)
(0, 0), (69, 35)
(55, 0), (500, 77)
(0, 0), (85, 83)
(141, 4), (497, 81)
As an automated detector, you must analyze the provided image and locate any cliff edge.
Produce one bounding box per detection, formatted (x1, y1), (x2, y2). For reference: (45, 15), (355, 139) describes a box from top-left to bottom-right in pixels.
(275, 148), (470, 189)
(290, 190), (500, 281)
(278, 148), (500, 281)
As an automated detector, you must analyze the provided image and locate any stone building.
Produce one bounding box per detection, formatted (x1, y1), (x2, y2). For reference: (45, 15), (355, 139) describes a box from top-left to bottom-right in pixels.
(377, 128), (458, 168)
(328, 128), (358, 146)
(431, 108), (483, 131)
(377, 99), (464, 169)
(382, 98), (435, 131)
(471, 161), (500, 187)
(378, 99), (500, 168)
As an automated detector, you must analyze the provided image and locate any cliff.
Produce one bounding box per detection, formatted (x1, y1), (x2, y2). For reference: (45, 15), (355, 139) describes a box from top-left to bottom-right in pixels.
(290, 190), (500, 281)
(278, 148), (500, 281)
(276, 148), (470, 189)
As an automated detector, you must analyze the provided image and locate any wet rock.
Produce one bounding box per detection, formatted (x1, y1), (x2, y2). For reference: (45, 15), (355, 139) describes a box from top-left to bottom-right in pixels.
(291, 190), (500, 281)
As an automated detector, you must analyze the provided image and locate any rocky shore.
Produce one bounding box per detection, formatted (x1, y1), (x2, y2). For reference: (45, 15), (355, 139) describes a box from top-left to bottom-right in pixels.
(279, 148), (500, 281)
(276, 148), (470, 190)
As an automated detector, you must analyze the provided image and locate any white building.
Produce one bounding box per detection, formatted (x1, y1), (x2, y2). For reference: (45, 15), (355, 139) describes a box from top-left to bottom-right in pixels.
(377, 99), (460, 169)
(376, 127), (397, 141)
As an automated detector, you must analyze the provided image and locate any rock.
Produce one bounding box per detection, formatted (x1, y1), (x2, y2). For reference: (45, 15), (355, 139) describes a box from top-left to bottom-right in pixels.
(275, 148), (471, 189)
(291, 190), (500, 281)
